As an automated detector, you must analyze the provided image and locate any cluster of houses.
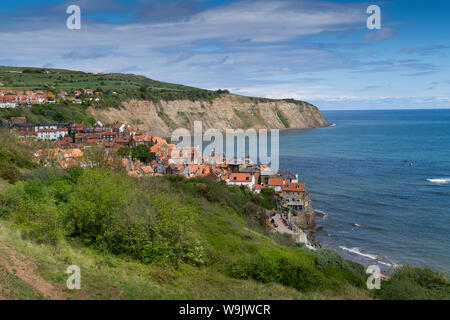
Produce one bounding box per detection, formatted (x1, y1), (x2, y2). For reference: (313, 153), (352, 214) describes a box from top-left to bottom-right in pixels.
(11, 117), (312, 215)
(0, 88), (117, 108)
(0, 90), (55, 108)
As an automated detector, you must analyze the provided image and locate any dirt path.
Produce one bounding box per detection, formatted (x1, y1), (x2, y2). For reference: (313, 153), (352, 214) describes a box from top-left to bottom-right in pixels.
(0, 282), (5, 300)
(0, 243), (66, 300)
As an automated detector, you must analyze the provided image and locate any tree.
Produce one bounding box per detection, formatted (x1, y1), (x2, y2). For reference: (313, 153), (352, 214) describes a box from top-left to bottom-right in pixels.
(117, 146), (132, 158)
(131, 144), (155, 163)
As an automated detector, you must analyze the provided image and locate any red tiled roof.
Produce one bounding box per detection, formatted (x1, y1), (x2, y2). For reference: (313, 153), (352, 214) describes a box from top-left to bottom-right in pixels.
(140, 166), (154, 174)
(269, 178), (284, 186)
(283, 183), (305, 192)
(230, 173), (252, 182)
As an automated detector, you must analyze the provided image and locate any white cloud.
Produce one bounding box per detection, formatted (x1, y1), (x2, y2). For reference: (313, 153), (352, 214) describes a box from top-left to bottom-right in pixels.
(117, 0), (366, 43)
(0, 0), (446, 110)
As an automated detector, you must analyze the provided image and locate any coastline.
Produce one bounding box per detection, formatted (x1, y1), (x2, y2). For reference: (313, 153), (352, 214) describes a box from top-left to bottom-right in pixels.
(310, 209), (398, 275)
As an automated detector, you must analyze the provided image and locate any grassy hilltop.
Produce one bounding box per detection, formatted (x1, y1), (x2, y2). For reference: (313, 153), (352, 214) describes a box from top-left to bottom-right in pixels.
(0, 131), (449, 300)
(0, 65), (228, 124)
(0, 65), (221, 98)
(0, 65), (237, 110)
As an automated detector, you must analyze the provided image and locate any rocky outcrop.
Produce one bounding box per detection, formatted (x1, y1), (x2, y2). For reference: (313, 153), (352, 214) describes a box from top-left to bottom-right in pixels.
(88, 95), (329, 137)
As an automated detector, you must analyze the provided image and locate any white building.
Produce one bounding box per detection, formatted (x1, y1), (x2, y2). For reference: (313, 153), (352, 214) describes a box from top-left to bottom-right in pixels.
(37, 128), (68, 140)
(226, 173), (255, 190)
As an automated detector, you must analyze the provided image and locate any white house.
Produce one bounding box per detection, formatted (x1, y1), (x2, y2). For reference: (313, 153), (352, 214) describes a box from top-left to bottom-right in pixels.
(226, 173), (255, 190)
(37, 128), (68, 140)
(268, 178), (285, 192)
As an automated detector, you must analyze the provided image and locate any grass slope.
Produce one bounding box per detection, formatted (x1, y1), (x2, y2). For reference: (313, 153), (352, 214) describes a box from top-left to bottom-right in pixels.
(1, 163), (447, 300)
(0, 221), (370, 300)
(0, 66), (225, 104)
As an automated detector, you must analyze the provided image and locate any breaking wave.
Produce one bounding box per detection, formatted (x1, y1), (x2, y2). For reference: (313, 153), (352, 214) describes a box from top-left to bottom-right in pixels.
(339, 246), (378, 260)
(427, 178), (450, 184)
(313, 209), (328, 220)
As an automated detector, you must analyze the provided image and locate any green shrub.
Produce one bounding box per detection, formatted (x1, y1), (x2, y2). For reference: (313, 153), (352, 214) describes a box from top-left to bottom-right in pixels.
(298, 248), (366, 288)
(0, 164), (23, 183)
(9, 193), (63, 244)
(25, 167), (69, 184)
(228, 251), (324, 292)
(0, 129), (37, 184)
(0, 181), (26, 217)
(377, 266), (450, 300)
(4, 168), (202, 265)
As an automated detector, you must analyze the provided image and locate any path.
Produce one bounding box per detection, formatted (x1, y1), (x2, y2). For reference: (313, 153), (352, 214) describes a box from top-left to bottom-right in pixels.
(271, 214), (316, 250)
(0, 242), (66, 300)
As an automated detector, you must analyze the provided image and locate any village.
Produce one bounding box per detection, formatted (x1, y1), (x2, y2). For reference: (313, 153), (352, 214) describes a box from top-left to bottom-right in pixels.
(7, 114), (317, 247)
(0, 86), (116, 109)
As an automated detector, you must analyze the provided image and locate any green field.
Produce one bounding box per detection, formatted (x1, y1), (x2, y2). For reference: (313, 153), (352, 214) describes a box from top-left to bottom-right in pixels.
(0, 65), (229, 124)
(0, 66), (225, 104)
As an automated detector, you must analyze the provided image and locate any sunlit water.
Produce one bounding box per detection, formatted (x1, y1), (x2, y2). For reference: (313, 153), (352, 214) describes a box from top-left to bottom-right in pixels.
(279, 109), (450, 273)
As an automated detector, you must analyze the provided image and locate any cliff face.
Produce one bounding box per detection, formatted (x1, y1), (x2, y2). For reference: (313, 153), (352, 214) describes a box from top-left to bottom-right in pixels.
(88, 95), (329, 137)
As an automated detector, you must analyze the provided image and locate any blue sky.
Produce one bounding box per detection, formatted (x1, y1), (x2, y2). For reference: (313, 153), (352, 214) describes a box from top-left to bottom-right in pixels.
(0, 0), (449, 110)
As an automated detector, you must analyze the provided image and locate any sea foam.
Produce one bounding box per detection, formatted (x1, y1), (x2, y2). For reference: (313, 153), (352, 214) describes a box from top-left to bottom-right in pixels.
(427, 178), (450, 184)
(339, 246), (378, 260)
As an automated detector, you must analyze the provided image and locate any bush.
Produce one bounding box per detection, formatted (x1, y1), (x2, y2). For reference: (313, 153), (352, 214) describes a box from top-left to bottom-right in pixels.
(0, 164), (23, 183)
(228, 250), (324, 292)
(0, 129), (37, 184)
(3, 167), (202, 265)
(298, 248), (366, 288)
(0, 181), (26, 217)
(377, 266), (450, 300)
(25, 167), (69, 184)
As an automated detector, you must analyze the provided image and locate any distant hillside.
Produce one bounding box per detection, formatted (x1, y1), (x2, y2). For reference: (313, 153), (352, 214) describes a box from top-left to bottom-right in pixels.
(0, 66), (329, 135)
(0, 65), (230, 104)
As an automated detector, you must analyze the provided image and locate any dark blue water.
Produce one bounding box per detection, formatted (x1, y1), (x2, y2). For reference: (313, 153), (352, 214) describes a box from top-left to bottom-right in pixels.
(279, 109), (450, 273)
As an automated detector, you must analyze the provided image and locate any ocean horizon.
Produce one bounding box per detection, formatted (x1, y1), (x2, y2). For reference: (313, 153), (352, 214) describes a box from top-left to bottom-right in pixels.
(279, 108), (450, 274)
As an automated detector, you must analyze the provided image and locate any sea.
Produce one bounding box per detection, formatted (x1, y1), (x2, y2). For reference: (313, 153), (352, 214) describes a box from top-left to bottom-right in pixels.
(279, 109), (450, 274)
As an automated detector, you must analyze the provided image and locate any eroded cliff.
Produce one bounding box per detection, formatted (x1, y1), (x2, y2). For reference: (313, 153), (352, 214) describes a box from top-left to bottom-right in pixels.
(88, 95), (329, 137)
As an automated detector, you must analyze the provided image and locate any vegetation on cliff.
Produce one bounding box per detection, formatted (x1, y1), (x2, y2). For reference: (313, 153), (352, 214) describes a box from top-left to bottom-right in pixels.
(0, 103), (96, 125)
